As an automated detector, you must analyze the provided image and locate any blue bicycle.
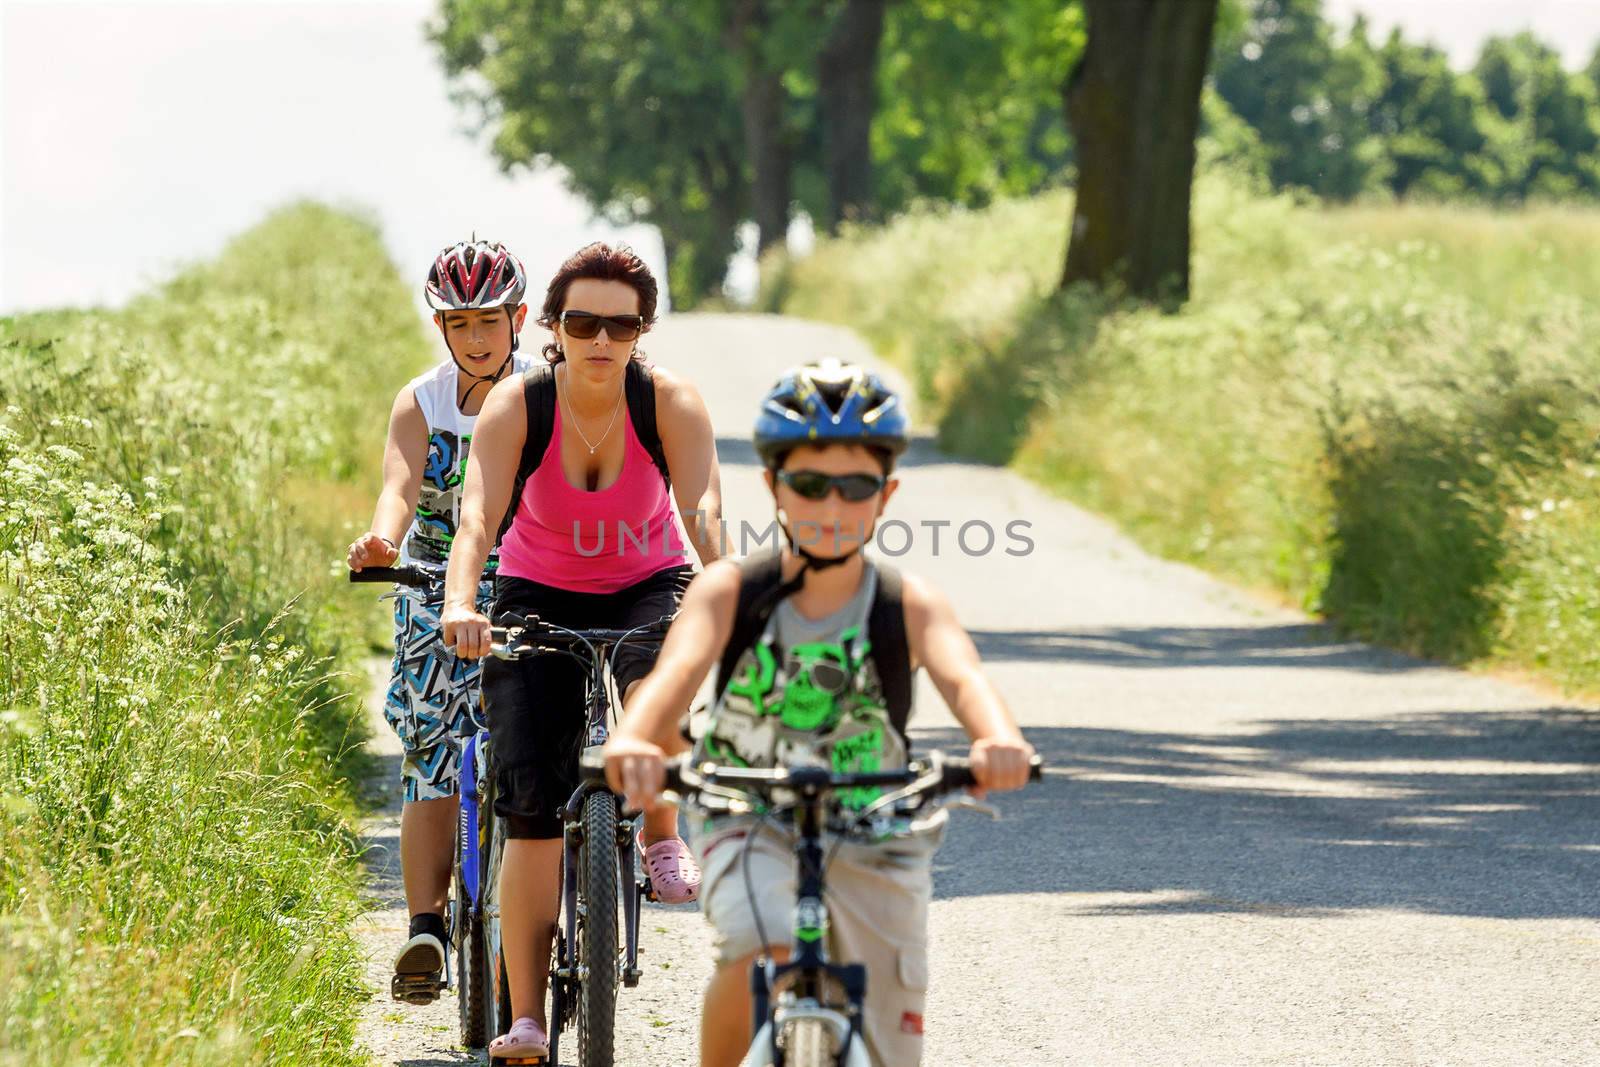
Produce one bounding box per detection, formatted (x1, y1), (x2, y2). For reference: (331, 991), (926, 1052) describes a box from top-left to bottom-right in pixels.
(350, 562), (497, 1046)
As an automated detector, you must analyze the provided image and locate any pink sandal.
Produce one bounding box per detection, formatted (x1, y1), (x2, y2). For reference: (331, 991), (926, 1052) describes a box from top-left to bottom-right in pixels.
(489, 1016), (548, 1062)
(638, 832), (701, 904)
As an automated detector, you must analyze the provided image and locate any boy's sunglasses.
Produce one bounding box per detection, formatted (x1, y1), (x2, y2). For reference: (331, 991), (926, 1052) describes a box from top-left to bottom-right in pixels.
(776, 469), (886, 502)
(560, 310), (644, 341)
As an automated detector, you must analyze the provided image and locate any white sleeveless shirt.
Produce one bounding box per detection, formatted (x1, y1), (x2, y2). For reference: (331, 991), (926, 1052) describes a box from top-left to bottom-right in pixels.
(399, 353), (533, 568)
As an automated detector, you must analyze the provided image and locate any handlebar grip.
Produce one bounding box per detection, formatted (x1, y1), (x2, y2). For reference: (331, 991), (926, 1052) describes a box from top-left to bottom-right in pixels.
(348, 566), (428, 587)
(939, 754), (1045, 790)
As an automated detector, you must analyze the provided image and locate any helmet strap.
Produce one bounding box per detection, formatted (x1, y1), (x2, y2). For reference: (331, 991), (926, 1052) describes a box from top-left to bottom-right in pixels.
(749, 503), (870, 622)
(443, 331), (516, 409)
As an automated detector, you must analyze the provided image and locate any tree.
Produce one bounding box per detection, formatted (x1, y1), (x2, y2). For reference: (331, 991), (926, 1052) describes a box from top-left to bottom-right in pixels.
(1473, 34), (1600, 200)
(818, 0), (892, 230)
(868, 0), (1082, 216)
(432, 0), (746, 307)
(1212, 0), (1386, 200)
(1370, 28), (1493, 199)
(1061, 0), (1219, 303)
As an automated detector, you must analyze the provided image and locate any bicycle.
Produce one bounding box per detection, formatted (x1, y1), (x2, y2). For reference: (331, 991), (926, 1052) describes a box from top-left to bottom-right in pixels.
(348, 562), (496, 1047)
(579, 750), (1043, 1067)
(485, 608), (678, 1066)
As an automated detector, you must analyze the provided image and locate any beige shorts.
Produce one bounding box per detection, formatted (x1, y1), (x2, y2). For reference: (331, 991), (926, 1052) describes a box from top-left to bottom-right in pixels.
(690, 815), (946, 1067)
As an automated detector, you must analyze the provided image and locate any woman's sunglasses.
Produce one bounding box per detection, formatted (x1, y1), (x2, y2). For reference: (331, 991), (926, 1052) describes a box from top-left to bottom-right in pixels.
(776, 469), (886, 502)
(560, 310), (644, 342)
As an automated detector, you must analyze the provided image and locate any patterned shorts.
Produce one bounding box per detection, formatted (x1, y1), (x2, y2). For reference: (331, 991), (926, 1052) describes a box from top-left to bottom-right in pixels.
(383, 584), (493, 803)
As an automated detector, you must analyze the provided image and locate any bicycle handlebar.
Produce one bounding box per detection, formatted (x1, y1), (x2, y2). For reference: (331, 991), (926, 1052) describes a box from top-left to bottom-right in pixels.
(579, 750), (1043, 800)
(348, 564), (441, 588)
(489, 612), (677, 660)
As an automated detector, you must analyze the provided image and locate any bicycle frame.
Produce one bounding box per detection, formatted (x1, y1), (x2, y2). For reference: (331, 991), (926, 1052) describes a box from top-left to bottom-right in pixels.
(741, 788), (871, 1067)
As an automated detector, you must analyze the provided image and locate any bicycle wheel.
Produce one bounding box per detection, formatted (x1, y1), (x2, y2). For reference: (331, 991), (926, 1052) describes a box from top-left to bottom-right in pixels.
(780, 1018), (840, 1067)
(481, 780), (514, 1042)
(576, 790), (619, 1065)
(454, 870), (487, 1047)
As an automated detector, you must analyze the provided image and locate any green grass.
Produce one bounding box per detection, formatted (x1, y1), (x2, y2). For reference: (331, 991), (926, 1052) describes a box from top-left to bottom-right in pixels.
(0, 203), (433, 1064)
(764, 176), (1600, 694)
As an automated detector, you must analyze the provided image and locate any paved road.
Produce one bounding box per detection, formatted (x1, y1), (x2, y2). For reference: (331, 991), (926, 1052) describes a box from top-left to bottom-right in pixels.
(356, 312), (1600, 1065)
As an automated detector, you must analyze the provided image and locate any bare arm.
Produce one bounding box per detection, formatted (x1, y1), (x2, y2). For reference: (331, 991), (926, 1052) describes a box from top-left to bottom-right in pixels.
(348, 387), (428, 570)
(902, 571), (1033, 792)
(652, 366), (723, 567)
(605, 560), (741, 808)
(442, 373), (526, 656)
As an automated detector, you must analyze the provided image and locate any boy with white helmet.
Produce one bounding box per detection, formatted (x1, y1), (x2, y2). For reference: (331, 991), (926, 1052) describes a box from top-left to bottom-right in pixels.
(346, 238), (533, 999)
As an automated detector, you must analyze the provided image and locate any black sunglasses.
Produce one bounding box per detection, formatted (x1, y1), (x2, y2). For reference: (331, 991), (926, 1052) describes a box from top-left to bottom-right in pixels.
(776, 469), (886, 502)
(560, 310), (644, 342)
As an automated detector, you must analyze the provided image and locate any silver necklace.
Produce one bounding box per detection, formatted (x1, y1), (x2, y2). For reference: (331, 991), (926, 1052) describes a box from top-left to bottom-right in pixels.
(559, 363), (625, 454)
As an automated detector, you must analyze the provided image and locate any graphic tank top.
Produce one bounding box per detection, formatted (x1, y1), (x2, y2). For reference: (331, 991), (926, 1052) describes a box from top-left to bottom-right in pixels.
(399, 354), (532, 568)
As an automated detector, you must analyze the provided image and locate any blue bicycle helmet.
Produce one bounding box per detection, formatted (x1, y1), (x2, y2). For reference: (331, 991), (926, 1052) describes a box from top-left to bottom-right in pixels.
(753, 358), (909, 469)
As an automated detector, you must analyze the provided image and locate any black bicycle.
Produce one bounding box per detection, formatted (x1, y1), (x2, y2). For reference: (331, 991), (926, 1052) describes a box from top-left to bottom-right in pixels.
(579, 750), (1043, 1067)
(486, 610), (677, 1067)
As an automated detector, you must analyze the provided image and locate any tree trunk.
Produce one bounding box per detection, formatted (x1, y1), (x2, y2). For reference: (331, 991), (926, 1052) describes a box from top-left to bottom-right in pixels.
(818, 0), (889, 231)
(730, 0), (793, 254)
(1061, 0), (1218, 303)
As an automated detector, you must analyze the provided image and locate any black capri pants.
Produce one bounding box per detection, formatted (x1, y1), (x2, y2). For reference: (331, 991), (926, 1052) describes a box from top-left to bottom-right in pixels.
(482, 563), (693, 839)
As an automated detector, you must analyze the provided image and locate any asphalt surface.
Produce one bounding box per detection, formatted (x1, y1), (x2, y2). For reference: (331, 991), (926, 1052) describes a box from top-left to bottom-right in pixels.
(356, 312), (1600, 1066)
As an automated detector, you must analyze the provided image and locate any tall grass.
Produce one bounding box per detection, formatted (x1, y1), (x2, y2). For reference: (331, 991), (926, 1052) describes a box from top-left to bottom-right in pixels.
(0, 203), (432, 1064)
(764, 177), (1600, 693)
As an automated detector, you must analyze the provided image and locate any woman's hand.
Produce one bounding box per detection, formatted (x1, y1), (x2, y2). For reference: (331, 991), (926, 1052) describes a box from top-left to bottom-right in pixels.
(443, 602), (493, 660)
(603, 734), (667, 814)
(347, 532), (398, 571)
(968, 735), (1035, 799)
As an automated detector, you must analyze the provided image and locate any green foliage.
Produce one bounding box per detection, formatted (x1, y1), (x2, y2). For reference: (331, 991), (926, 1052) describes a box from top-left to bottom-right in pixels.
(1369, 29), (1494, 199)
(766, 175), (1600, 693)
(0, 203), (431, 1064)
(1472, 33), (1600, 200)
(869, 0), (1083, 213)
(1212, 0), (1389, 199)
(1214, 2), (1600, 203)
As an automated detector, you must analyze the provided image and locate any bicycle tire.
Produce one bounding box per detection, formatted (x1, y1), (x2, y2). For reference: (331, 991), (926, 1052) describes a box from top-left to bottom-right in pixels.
(780, 1018), (839, 1067)
(481, 782), (514, 1043)
(454, 876), (487, 1047)
(577, 790), (619, 1066)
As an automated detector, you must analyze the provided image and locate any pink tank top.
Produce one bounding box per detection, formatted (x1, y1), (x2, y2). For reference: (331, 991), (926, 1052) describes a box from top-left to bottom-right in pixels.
(496, 394), (688, 593)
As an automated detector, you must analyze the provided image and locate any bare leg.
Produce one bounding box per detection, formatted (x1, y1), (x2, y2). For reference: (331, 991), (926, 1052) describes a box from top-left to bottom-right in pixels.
(501, 838), (563, 1026)
(399, 794), (458, 917)
(702, 946), (791, 1067)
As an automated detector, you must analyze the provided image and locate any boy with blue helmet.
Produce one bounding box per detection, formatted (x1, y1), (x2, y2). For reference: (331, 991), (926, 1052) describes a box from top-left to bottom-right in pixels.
(603, 358), (1033, 1066)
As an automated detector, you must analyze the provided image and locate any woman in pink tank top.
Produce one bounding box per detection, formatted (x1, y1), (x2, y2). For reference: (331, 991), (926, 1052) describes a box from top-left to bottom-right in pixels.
(437, 244), (723, 1056)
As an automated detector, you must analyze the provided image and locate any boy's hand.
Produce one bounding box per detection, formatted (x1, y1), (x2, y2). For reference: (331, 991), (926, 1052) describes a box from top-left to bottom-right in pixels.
(968, 735), (1034, 799)
(347, 532), (398, 571)
(604, 734), (667, 813)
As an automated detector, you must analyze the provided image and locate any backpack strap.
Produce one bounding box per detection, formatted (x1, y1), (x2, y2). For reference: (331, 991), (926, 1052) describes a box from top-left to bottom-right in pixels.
(502, 363), (556, 540)
(714, 546), (786, 701)
(625, 358), (672, 491)
(865, 561), (913, 739)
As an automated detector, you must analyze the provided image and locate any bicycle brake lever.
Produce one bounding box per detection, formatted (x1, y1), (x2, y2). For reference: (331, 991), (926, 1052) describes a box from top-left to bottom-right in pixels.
(942, 794), (1001, 821)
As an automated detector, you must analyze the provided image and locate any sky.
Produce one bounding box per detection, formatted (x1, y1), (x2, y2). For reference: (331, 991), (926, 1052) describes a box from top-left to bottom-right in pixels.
(4, 0), (1599, 318)
(1324, 0), (1600, 66)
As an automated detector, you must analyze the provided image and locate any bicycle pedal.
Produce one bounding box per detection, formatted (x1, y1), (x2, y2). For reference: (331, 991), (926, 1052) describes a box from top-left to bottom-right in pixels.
(390, 972), (445, 1004)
